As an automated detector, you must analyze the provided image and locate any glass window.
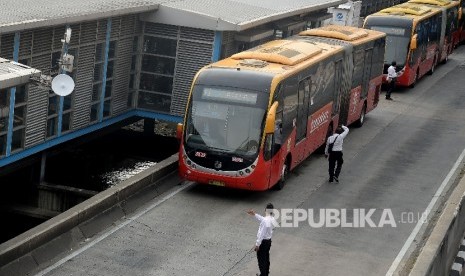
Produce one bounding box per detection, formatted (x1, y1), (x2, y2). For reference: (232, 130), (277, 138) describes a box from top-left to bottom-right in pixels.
(103, 100), (111, 118)
(94, 63), (103, 81)
(131, 56), (137, 71)
(13, 106), (26, 127)
(129, 74), (135, 89)
(108, 41), (117, 59)
(90, 103), (99, 122)
(0, 134), (6, 156)
(105, 80), (112, 98)
(0, 89), (9, 108)
(0, 89), (9, 133)
(63, 94), (73, 111)
(127, 91), (134, 108)
(95, 43), (104, 62)
(138, 92), (171, 113)
(143, 36), (177, 56)
(141, 55), (175, 75)
(11, 128), (24, 152)
(15, 86), (27, 104)
(46, 117), (57, 137)
(139, 73), (173, 94)
(62, 112), (71, 132)
(51, 52), (61, 70)
(133, 36), (139, 52)
(92, 84), (101, 102)
(106, 60), (114, 79)
(48, 95), (59, 115)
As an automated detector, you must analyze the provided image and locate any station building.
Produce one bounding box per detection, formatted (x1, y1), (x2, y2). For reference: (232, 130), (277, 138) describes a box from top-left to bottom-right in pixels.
(0, 0), (404, 170)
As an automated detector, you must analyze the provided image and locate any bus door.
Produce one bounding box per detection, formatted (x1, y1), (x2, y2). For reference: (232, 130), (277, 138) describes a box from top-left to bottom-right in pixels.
(296, 77), (311, 143)
(362, 48), (373, 99)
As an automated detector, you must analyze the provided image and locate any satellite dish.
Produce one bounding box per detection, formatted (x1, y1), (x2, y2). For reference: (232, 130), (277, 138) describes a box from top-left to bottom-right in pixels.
(51, 74), (75, 96)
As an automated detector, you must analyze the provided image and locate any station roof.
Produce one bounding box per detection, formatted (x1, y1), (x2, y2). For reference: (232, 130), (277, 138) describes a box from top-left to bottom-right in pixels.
(141, 0), (346, 31)
(0, 0), (345, 33)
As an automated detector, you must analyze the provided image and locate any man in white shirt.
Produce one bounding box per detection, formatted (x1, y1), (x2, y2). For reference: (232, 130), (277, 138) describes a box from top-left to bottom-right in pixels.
(386, 61), (405, 100)
(247, 203), (276, 276)
(325, 125), (349, 183)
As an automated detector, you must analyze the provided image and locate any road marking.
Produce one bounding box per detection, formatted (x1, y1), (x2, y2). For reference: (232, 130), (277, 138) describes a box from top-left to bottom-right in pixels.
(386, 148), (465, 276)
(35, 181), (195, 276)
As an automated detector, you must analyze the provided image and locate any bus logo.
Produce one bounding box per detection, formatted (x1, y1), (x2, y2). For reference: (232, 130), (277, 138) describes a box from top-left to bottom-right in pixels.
(195, 151), (207, 158)
(214, 161), (222, 169)
(310, 110), (330, 133)
(232, 157), (243, 163)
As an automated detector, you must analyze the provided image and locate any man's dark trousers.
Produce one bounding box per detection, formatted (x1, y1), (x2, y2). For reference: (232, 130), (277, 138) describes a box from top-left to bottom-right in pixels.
(257, 239), (271, 276)
(386, 79), (395, 98)
(329, 151), (344, 181)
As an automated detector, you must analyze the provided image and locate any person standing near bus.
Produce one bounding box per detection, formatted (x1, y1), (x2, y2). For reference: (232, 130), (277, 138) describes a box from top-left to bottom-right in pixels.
(386, 61), (405, 100)
(325, 125), (349, 183)
(247, 203), (276, 276)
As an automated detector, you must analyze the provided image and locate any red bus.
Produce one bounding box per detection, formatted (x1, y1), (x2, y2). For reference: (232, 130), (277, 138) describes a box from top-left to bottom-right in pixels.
(177, 26), (385, 191)
(409, 0), (461, 62)
(364, 3), (443, 87)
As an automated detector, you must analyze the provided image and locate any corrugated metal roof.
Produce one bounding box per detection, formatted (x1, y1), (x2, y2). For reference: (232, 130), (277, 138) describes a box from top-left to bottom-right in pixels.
(0, 0), (345, 33)
(0, 0), (159, 33)
(143, 0), (346, 31)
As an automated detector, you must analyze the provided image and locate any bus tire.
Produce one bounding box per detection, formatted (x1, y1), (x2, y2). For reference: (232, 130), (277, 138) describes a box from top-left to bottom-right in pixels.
(354, 103), (366, 128)
(276, 157), (290, 190)
(428, 60), (435, 75)
(442, 54), (448, 64)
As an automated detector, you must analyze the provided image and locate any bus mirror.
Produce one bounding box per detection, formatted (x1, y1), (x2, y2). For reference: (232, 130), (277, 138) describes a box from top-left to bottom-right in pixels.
(410, 34), (417, 50)
(176, 123), (183, 140)
(265, 102), (279, 134)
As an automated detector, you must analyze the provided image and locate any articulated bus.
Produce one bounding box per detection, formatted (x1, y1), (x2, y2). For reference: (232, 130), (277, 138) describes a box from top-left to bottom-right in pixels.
(409, 0), (461, 62)
(364, 3), (444, 87)
(177, 26), (385, 191)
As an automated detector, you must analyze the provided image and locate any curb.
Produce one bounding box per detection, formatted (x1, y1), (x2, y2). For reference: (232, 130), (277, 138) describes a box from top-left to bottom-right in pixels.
(450, 241), (465, 276)
(0, 153), (179, 275)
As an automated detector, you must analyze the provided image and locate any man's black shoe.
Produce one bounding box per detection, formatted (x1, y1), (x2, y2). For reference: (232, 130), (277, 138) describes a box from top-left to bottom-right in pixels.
(386, 97), (393, 100)
(329, 178), (333, 183)
(334, 176), (339, 183)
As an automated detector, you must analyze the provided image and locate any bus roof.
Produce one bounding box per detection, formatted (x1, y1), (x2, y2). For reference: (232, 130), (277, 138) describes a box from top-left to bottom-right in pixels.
(299, 25), (385, 46)
(380, 3), (433, 16)
(409, 0), (456, 6)
(210, 38), (343, 76)
(231, 40), (323, 66)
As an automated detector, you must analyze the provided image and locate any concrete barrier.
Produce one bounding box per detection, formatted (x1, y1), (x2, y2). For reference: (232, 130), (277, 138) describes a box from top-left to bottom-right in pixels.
(409, 169), (465, 276)
(0, 153), (179, 275)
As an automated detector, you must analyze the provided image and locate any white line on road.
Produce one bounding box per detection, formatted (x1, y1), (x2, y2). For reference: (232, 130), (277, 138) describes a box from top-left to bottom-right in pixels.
(386, 148), (465, 276)
(35, 181), (195, 276)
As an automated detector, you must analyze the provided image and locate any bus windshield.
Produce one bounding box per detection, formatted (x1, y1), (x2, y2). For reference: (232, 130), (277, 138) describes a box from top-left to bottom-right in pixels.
(185, 85), (267, 156)
(368, 26), (410, 66)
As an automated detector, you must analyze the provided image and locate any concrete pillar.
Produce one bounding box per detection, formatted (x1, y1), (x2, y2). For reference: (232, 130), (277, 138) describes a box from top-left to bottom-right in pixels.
(40, 152), (47, 183)
(144, 119), (155, 135)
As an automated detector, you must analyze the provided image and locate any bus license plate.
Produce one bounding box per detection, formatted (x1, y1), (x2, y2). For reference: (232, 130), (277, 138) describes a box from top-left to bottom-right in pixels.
(209, 180), (225, 186)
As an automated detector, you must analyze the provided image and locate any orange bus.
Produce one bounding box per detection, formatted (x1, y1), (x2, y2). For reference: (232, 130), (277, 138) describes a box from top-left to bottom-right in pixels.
(364, 3), (443, 87)
(409, 0), (461, 62)
(177, 26), (385, 191)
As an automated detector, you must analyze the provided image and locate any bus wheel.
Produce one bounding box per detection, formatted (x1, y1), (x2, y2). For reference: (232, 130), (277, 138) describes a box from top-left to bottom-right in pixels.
(276, 158), (290, 190)
(442, 54), (448, 64)
(428, 61), (435, 75)
(354, 103), (366, 128)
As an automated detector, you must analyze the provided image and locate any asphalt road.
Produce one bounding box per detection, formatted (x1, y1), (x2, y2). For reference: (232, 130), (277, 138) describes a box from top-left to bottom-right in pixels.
(36, 47), (465, 276)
